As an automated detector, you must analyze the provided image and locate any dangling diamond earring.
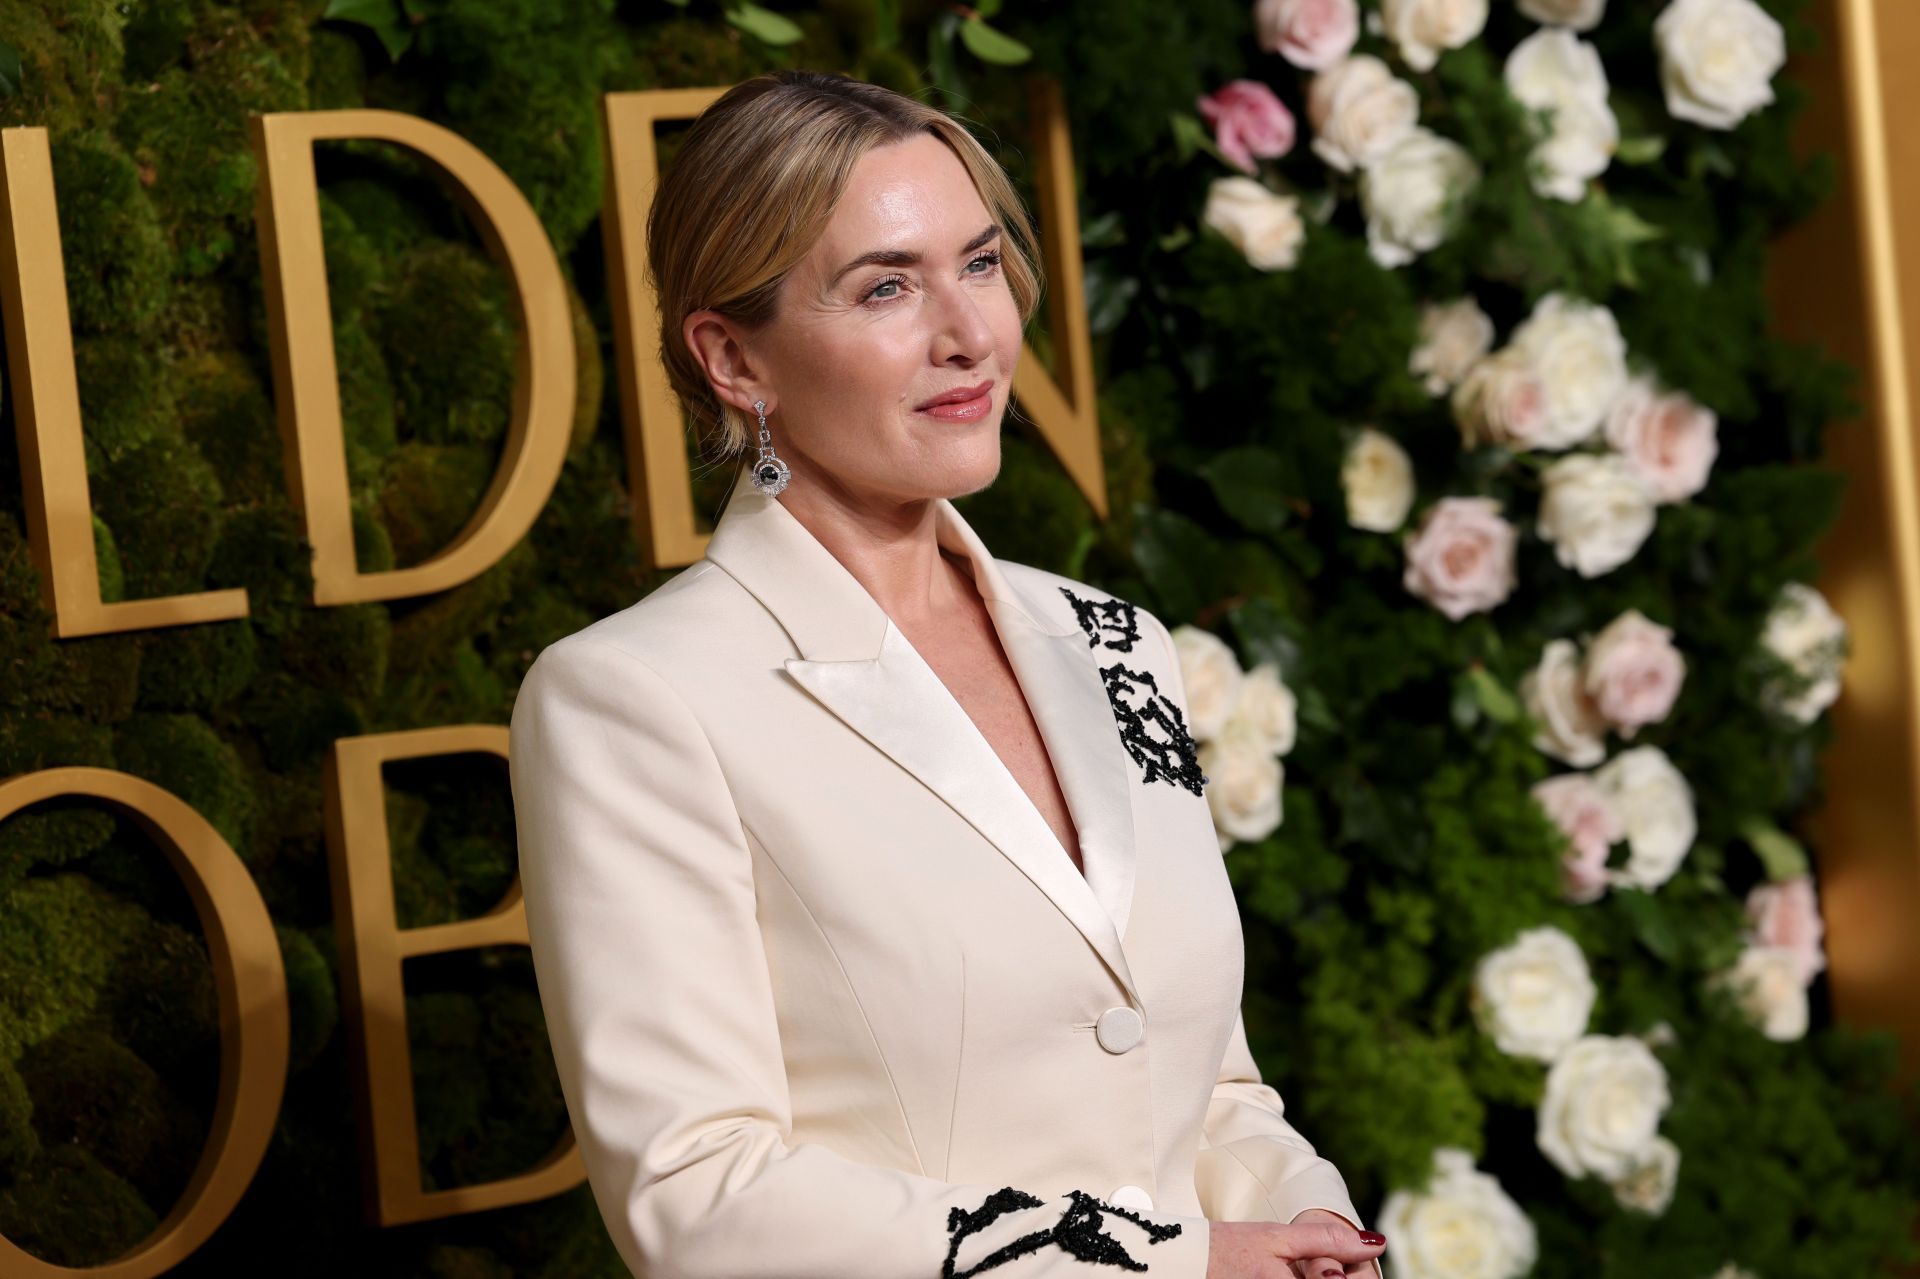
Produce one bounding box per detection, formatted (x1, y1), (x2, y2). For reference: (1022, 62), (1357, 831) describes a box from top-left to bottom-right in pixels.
(748, 398), (790, 497)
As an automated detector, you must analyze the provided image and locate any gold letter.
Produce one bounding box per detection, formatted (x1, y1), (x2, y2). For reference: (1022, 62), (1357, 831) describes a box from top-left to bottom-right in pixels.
(0, 768), (288, 1279)
(323, 725), (584, 1225)
(599, 75), (1106, 571)
(250, 111), (574, 605)
(0, 128), (250, 638)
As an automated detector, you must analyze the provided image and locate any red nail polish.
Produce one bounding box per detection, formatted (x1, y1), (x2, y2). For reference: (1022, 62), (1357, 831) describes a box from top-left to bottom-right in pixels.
(1360, 1231), (1386, 1245)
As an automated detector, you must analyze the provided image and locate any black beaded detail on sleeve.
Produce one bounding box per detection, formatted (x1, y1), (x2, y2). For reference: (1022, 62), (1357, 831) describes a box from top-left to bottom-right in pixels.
(1059, 586), (1142, 653)
(942, 1186), (1184, 1277)
(1100, 664), (1208, 796)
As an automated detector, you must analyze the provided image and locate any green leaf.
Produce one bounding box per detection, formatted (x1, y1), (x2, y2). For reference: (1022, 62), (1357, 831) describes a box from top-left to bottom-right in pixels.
(1613, 887), (1682, 964)
(1170, 111), (1232, 169)
(958, 16), (1031, 64)
(1199, 446), (1298, 539)
(322, 0), (414, 61)
(725, 0), (804, 45)
(1155, 225), (1193, 253)
(1082, 209), (1126, 249)
(1615, 135), (1667, 165)
(1739, 816), (1811, 881)
(0, 41), (23, 98)
(1465, 666), (1520, 724)
(974, 0), (1003, 15)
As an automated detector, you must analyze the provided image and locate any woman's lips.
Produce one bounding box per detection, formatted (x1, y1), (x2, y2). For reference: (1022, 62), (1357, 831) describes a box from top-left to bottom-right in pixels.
(915, 387), (994, 421)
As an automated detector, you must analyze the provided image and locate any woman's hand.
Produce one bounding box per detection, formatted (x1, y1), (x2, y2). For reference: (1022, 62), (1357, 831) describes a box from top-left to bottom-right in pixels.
(1205, 1211), (1388, 1279)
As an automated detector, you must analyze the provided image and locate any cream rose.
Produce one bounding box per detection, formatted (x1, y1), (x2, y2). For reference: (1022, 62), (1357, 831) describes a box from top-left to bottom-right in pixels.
(1223, 663), (1298, 756)
(1376, 1147), (1539, 1279)
(1582, 608), (1685, 739)
(1381, 0), (1490, 73)
(1758, 581), (1849, 724)
(1654, 0), (1786, 130)
(1519, 0), (1607, 29)
(1603, 374), (1720, 503)
(1595, 744), (1696, 891)
(1171, 625), (1246, 741)
(1471, 925), (1597, 1061)
(1510, 293), (1629, 448)
(1714, 944), (1810, 1041)
(1451, 345), (1551, 451)
(1200, 732), (1284, 845)
(1530, 771), (1623, 903)
(1308, 54), (1421, 173)
(1522, 638), (1608, 767)
(1537, 452), (1658, 578)
(1537, 1034), (1672, 1180)
(1255, 0), (1362, 71)
(1504, 27), (1618, 202)
(1401, 495), (1519, 621)
(1343, 426), (1417, 532)
(1411, 297), (1496, 396)
(1360, 126), (1481, 269)
(1609, 1134), (1680, 1215)
(1202, 176), (1306, 271)
(1744, 874), (1827, 985)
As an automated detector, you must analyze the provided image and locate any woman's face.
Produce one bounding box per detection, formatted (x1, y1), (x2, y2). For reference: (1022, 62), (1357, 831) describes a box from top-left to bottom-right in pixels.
(701, 132), (1025, 508)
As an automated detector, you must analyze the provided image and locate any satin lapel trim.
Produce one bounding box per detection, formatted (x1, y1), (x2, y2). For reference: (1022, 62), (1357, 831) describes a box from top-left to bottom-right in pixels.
(782, 621), (1139, 1003)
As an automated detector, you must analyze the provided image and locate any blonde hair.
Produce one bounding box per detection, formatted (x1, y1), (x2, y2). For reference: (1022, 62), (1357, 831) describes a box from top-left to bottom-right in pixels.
(645, 69), (1045, 464)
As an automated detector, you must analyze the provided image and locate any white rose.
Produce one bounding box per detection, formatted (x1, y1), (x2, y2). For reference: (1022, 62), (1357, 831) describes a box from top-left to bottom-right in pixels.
(1411, 297), (1496, 396)
(1594, 745), (1696, 891)
(1171, 624), (1246, 741)
(1451, 345), (1551, 451)
(1537, 1034), (1672, 1180)
(1199, 733), (1284, 845)
(1758, 581), (1849, 723)
(1360, 126), (1481, 268)
(1654, 0), (1786, 130)
(1609, 1134), (1680, 1215)
(1470, 925), (1596, 1061)
(1521, 638), (1608, 767)
(1376, 1147), (1539, 1279)
(1518, 0), (1607, 29)
(1202, 176), (1306, 270)
(1537, 452), (1658, 578)
(1308, 54), (1421, 173)
(1603, 373), (1720, 503)
(1380, 0), (1490, 73)
(1504, 28), (1618, 202)
(1510, 292), (1629, 447)
(1713, 944), (1810, 1041)
(1223, 663), (1298, 756)
(1343, 426), (1417, 532)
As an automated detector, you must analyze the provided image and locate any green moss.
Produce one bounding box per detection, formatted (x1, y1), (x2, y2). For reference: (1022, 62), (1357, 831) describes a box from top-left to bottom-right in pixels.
(0, 1053), (37, 1182)
(374, 441), (497, 567)
(306, 25), (369, 110)
(278, 603), (390, 706)
(0, 873), (151, 1063)
(376, 241), (518, 449)
(51, 129), (170, 337)
(113, 713), (255, 855)
(278, 923), (337, 1074)
(205, 501), (315, 641)
(93, 436), (227, 601)
(135, 619), (258, 714)
(100, 912), (218, 1098)
(0, 1141), (157, 1265)
(75, 334), (176, 469)
(173, 349), (286, 502)
(0, 0), (132, 135)
(0, 805), (115, 894)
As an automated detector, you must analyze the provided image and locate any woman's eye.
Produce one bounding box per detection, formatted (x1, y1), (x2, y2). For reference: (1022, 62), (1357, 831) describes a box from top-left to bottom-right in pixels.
(863, 250), (1000, 304)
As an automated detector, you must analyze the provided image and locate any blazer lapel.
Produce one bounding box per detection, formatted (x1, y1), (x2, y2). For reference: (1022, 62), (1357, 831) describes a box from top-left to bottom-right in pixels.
(702, 466), (1142, 1002)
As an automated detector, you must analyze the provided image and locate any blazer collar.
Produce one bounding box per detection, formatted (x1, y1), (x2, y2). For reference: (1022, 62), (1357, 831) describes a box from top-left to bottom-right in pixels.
(703, 465), (1142, 999)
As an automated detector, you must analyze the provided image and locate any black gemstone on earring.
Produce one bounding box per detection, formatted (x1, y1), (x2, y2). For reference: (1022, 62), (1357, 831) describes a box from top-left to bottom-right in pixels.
(942, 1187), (1183, 1277)
(1100, 663), (1208, 796)
(1059, 586), (1142, 653)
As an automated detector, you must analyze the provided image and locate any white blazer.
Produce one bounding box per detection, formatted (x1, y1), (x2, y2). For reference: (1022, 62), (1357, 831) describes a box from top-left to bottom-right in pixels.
(508, 463), (1377, 1279)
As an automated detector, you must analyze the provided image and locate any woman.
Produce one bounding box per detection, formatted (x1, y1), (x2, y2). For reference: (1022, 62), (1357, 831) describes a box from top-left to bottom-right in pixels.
(509, 69), (1389, 1279)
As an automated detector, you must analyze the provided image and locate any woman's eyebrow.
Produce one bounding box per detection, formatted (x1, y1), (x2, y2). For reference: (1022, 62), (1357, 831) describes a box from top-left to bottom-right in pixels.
(828, 223), (1000, 288)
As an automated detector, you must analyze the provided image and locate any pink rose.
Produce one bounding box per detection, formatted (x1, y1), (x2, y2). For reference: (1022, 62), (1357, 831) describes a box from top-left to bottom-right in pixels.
(1581, 609), (1685, 739)
(1255, 0), (1361, 71)
(1451, 346), (1552, 451)
(1603, 374), (1720, 503)
(1402, 496), (1518, 620)
(1197, 80), (1298, 174)
(1532, 772), (1624, 904)
(1745, 875), (1827, 985)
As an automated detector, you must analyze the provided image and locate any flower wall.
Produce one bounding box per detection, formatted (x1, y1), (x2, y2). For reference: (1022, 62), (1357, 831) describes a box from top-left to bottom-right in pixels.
(0, 0), (1917, 1275)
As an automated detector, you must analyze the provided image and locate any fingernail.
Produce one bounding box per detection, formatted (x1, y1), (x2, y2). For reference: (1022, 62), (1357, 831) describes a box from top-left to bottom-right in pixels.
(1322, 1269), (1342, 1277)
(1360, 1231), (1386, 1246)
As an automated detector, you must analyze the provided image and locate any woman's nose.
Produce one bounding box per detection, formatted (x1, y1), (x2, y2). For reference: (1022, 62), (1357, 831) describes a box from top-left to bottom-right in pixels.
(930, 285), (996, 363)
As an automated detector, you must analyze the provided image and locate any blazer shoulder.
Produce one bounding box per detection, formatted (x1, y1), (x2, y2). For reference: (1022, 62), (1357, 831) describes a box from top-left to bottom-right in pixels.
(998, 560), (1173, 662)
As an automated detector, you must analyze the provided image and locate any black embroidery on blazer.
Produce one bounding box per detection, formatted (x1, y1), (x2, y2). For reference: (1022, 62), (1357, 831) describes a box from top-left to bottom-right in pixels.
(1059, 586), (1142, 653)
(942, 1186), (1184, 1277)
(1100, 664), (1208, 796)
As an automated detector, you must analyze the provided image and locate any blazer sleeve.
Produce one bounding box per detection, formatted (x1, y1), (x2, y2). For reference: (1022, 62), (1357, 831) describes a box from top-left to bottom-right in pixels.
(507, 635), (1214, 1279)
(1141, 611), (1381, 1278)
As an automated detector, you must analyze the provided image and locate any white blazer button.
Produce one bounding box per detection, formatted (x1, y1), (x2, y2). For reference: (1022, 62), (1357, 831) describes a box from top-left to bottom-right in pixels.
(1095, 1006), (1145, 1053)
(1106, 1185), (1154, 1212)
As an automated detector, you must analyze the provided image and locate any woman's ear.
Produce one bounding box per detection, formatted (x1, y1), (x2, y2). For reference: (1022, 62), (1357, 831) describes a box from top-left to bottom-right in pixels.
(684, 308), (770, 417)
